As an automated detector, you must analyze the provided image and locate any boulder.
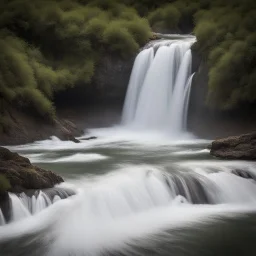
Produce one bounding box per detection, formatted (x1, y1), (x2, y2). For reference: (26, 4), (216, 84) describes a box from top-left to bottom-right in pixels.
(54, 119), (82, 143)
(0, 147), (64, 193)
(210, 132), (256, 160)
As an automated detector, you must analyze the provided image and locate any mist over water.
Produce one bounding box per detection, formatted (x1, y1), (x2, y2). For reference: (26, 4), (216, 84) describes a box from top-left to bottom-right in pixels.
(1, 37), (256, 256)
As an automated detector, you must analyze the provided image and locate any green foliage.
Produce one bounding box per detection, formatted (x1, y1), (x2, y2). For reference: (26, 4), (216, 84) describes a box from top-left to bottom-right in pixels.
(103, 21), (139, 57)
(0, 0), (255, 116)
(148, 4), (181, 31)
(118, 8), (138, 21)
(194, 2), (256, 109)
(84, 17), (108, 43)
(0, 0), (152, 119)
(194, 21), (218, 55)
(125, 18), (151, 46)
(163, 5), (181, 28)
(0, 174), (11, 193)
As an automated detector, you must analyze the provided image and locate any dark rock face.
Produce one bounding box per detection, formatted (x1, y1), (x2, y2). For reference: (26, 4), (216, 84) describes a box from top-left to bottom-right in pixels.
(0, 109), (83, 145)
(210, 132), (256, 160)
(92, 54), (135, 105)
(54, 119), (82, 143)
(55, 54), (135, 107)
(0, 147), (64, 193)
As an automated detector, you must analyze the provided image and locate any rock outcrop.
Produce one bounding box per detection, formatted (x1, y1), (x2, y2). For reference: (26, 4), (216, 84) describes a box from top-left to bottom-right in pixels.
(54, 119), (82, 143)
(0, 105), (83, 145)
(210, 132), (256, 160)
(0, 147), (64, 193)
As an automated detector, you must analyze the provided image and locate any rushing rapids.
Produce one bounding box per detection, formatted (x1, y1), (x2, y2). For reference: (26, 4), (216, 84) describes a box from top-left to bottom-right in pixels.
(2, 158), (256, 227)
(1, 35), (256, 256)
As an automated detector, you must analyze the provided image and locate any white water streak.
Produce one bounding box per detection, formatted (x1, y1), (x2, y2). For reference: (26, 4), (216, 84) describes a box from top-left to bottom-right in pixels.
(122, 37), (196, 135)
(0, 209), (5, 226)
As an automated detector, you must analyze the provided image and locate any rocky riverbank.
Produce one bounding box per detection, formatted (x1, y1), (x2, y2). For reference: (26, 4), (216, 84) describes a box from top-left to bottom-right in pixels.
(0, 147), (65, 221)
(0, 147), (64, 193)
(0, 105), (84, 145)
(210, 132), (256, 160)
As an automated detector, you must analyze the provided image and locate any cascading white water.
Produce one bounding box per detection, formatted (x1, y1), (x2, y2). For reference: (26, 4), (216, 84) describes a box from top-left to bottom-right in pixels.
(182, 74), (194, 130)
(3, 162), (256, 226)
(122, 37), (196, 134)
(122, 48), (154, 124)
(2, 189), (72, 224)
(0, 209), (5, 225)
(1, 34), (256, 256)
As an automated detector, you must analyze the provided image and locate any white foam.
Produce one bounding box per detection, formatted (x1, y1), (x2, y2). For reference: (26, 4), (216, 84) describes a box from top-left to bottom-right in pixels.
(29, 153), (108, 163)
(173, 149), (210, 155)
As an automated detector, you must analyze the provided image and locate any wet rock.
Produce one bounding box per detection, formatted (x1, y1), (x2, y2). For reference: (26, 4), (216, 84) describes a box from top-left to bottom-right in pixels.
(0, 147), (64, 193)
(81, 136), (97, 141)
(231, 169), (255, 180)
(55, 119), (82, 143)
(0, 147), (64, 222)
(210, 132), (256, 160)
(0, 191), (11, 222)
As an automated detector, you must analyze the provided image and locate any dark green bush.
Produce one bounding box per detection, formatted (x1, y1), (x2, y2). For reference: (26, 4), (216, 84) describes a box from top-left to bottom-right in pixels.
(103, 21), (139, 57)
(84, 17), (108, 43)
(194, 2), (256, 109)
(163, 5), (181, 28)
(148, 4), (180, 31)
(125, 18), (151, 46)
(0, 0), (255, 117)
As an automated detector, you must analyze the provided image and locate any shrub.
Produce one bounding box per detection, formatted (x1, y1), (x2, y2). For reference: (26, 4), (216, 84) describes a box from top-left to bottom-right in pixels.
(21, 88), (55, 118)
(125, 18), (151, 46)
(194, 21), (218, 54)
(103, 21), (139, 57)
(84, 17), (108, 43)
(163, 5), (181, 28)
(148, 4), (180, 31)
(118, 8), (138, 21)
(148, 8), (164, 27)
(73, 59), (95, 83)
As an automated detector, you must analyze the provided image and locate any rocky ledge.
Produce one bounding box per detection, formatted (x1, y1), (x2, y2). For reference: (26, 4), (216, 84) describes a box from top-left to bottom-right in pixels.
(0, 147), (64, 194)
(210, 131), (256, 160)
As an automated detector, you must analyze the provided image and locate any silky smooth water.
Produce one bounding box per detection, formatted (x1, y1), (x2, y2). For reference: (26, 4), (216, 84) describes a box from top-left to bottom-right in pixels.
(1, 129), (256, 256)
(1, 36), (256, 256)
(122, 38), (195, 134)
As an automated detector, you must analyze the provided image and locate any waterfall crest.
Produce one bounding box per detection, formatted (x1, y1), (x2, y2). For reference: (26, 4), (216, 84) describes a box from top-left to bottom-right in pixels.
(122, 37), (196, 135)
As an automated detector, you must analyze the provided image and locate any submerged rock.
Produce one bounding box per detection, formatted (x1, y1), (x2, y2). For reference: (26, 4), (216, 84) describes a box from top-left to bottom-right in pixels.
(210, 132), (256, 160)
(81, 136), (97, 141)
(0, 147), (64, 193)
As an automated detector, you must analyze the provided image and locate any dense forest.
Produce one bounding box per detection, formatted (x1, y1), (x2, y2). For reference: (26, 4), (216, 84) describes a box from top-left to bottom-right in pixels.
(0, 0), (255, 132)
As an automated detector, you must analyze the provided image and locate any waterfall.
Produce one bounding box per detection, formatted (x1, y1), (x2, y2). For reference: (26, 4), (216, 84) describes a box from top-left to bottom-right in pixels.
(122, 48), (154, 124)
(0, 209), (5, 225)
(122, 37), (196, 134)
(0, 187), (74, 225)
(2, 164), (256, 226)
(1, 160), (256, 255)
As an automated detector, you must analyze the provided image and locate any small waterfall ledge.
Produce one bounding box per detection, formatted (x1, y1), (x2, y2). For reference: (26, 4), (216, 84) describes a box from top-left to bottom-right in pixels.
(122, 36), (196, 135)
(0, 187), (75, 226)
